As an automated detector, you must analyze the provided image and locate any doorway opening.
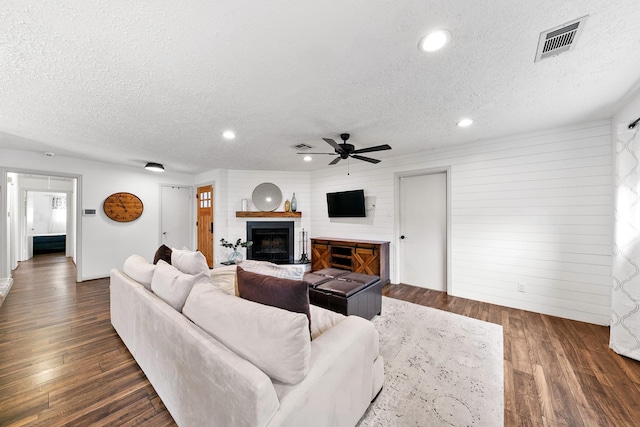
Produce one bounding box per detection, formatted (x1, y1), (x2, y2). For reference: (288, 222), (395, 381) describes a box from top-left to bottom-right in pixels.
(1, 169), (81, 299)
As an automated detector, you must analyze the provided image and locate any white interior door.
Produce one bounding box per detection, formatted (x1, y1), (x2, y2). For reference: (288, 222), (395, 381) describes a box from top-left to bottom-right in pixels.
(399, 173), (446, 291)
(161, 186), (193, 250)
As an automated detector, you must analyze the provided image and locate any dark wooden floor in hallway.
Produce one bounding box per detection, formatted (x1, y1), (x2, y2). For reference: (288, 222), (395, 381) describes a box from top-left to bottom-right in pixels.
(1, 254), (639, 426)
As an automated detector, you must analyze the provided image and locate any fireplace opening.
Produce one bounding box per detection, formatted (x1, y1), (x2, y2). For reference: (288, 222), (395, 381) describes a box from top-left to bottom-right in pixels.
(246, 221), (294, 264)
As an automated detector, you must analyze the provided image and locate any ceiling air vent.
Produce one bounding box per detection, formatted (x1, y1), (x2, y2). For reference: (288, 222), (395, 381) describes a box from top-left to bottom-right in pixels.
(535, 15), (588, 62)
(292, 143), (314, 150)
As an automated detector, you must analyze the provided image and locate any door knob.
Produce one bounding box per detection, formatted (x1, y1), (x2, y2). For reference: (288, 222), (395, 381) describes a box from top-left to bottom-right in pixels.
(162, 232), (167, 235)
(400, 235), (405, 239)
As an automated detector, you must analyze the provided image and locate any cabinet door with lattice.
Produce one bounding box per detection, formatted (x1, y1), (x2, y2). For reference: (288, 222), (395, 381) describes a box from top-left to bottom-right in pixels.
(353, 247), (380, 276)
(311, 241), (331, 271)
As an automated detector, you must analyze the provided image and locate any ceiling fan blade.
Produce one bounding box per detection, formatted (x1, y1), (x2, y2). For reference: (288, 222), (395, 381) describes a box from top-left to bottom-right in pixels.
(352, 144), (392, 154)
(351, 154), (381, 164)
(323, 138), (343, 153)
(329, 157), (342, 165)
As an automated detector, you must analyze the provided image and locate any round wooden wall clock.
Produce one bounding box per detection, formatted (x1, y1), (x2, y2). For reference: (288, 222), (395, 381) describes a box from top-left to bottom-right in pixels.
(103, 192), (144, 222)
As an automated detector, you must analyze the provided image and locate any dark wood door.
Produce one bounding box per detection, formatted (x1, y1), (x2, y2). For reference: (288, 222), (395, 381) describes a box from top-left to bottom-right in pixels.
(197, 185), (214, 267)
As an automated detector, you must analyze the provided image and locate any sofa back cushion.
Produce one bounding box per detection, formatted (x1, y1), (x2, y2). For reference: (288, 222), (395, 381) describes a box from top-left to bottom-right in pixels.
(183, 282), (311, 384)
(171, 248), (210, 275)
(237, 266), (311, 331)
(123, 254), (155, 290)
(151, 260), (211, 311)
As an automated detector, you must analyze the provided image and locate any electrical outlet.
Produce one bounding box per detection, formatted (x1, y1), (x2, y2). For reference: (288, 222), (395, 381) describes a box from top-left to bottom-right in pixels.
(518, 282), (525, 293)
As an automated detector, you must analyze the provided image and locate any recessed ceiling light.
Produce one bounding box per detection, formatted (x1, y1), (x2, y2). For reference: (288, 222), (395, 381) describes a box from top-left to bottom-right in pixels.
(419, 29), (451, 52)
(303, 156), (312, 162)
(222, 130), (236, 140)
(457, 118), (474, 127)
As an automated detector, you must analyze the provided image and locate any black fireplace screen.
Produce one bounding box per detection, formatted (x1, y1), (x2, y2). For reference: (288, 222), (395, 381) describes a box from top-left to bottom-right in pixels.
(246, 221), (294, 264)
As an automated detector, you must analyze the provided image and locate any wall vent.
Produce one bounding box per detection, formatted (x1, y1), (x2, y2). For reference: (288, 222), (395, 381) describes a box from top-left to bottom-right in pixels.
(535, 15), (588, 62)
(292, 143), (314, 150)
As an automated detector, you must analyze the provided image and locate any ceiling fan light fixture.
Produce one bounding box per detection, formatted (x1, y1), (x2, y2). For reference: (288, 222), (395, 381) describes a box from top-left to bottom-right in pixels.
(419, 29), (451, 52)
(457, 118), (474, 127)
(145, 162), (165, 172)
(222, 130), (236, 140)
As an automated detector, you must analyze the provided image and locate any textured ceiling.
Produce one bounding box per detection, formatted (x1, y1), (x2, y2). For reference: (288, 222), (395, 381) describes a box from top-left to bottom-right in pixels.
(2, 1), (640, 173)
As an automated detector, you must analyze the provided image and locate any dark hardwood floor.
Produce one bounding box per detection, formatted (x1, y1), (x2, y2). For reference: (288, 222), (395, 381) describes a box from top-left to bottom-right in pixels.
(1, 254), (639, 426)
(384, 283), (640, 426)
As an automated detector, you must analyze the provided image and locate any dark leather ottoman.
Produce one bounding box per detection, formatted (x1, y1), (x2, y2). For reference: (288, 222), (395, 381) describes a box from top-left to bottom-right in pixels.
(305, 269), (382, 320)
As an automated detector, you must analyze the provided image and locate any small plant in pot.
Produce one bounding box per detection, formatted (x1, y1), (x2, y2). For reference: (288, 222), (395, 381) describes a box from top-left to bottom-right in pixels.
(220, 238), (253, 264)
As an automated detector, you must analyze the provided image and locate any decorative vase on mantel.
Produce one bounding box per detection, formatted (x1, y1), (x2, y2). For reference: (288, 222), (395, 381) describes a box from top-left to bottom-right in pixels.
(228, 251), (243, 264)
(291, 193), (297, 212)
(284, 199), (291, 212)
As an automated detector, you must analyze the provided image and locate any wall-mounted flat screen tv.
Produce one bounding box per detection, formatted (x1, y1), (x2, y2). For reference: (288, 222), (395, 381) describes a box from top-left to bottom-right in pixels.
(326, 189), (366, 218)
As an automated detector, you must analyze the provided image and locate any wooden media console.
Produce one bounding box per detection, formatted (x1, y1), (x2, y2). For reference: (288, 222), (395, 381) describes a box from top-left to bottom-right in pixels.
(310, 237), (390, 286)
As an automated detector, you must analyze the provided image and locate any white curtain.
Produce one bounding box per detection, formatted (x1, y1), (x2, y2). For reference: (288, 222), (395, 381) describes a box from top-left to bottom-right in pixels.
(610, 128), (640, 361)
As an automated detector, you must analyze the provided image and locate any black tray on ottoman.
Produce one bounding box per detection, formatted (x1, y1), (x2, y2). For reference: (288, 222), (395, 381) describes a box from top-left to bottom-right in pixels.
(305, 269), (382, 320)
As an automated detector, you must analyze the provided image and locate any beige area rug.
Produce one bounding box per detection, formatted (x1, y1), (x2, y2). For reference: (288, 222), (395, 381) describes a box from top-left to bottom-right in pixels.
(358, 296), (504, 427)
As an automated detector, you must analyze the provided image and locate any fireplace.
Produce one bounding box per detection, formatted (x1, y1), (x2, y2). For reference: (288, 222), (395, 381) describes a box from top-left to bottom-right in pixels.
(246, 221), (294, 264)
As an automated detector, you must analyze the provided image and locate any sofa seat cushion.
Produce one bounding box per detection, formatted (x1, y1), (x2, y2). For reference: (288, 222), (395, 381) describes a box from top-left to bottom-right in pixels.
(183, 282), (311, 385)
(151, 260), (211, 311)
(123, 254), (155, 290)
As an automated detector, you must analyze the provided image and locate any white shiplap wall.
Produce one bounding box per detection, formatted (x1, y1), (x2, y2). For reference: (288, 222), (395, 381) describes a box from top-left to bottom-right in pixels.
(310, 120), (613, 325)
(223, 170), (311, 263)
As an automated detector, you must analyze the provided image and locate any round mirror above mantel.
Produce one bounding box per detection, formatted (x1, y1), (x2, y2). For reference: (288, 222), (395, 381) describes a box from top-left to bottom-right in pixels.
(236, 183), (301, 217)
(252, 182), (282, 211)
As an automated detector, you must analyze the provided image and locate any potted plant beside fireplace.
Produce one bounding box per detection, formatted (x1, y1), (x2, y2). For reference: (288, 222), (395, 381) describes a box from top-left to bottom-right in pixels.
(220, 238), (253, 264)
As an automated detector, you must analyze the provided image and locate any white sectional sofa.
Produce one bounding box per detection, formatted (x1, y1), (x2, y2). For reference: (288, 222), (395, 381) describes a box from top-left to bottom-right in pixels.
(110, 254), (383, 427)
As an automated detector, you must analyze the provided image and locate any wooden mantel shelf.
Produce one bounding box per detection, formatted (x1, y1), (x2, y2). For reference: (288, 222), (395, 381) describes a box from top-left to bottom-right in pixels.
(236, 211), (301, 218)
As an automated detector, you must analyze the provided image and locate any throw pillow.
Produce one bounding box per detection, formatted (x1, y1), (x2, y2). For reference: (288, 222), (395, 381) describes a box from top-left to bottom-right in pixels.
(153, 244), (172, 265)
(171, 248), (210, 275)
(183, 282), (311, 384)
(237, 266), (311, 331)
(238, 260), (305, 280)
(151, 260), (211, 311)
(210, 265), (238, 296)
(122, 254), (155, 290)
